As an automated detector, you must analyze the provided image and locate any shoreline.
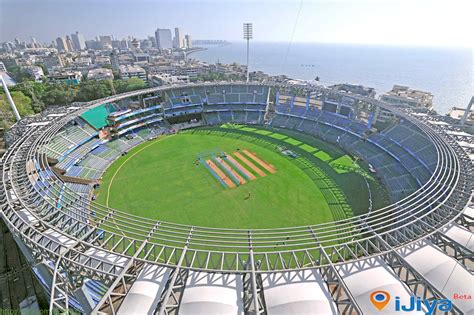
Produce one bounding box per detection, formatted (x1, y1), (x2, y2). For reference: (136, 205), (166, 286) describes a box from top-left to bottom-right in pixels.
(185, 47), (208, 56)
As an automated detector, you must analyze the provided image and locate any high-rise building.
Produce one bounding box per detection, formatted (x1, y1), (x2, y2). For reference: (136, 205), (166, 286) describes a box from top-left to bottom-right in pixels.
(174, 27), (184, 49)
(140, 39), (153, 49)
(65, 36), (74, 51)
(185, 35), (192, 49)
(99, 36), (113, 49)
(112, 39), (130, 50)
(109, 51), (120, 71)
(148, 36), (157, 48)
(85, 40), (101, 50)
(2, 42), (15, 52)
(43, 54), (65, 71)
(56, 37), (69, 52)
(120, 39), (130, 50)
(71, 31), (86, 51)
(155, 28), (172, 49)
(29, 37), (41, 49)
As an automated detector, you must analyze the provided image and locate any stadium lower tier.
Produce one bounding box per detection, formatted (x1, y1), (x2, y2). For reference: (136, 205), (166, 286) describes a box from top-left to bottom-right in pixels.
(1, 83), (472, 314)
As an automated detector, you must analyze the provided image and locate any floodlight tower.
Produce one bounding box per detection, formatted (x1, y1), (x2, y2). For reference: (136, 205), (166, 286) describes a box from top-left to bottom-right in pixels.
(0, 75), (21, 122)
(243, 23), (253, 83)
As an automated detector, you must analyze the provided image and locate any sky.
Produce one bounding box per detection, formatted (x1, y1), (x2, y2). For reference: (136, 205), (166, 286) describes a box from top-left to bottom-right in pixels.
(0, 0), (473, 47)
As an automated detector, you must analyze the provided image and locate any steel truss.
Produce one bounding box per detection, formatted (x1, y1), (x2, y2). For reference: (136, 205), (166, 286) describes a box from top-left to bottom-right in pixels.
(0, 83), (472, 314)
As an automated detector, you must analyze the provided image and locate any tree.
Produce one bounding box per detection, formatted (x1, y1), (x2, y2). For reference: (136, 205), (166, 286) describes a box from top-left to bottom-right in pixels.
(75, 80), (113, 101)
(6, 66), (33, 83)
(42, 84), (77, 105)
(112, 71), (121, 80)
(12, 80), (47, 113)
(37, 64), (49, 76)
(114, 78), (147, 94)
(0, 90), (35, 121)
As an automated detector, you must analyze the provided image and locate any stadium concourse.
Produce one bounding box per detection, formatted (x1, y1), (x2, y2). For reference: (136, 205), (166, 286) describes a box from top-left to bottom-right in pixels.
(0, 82), (472, 314)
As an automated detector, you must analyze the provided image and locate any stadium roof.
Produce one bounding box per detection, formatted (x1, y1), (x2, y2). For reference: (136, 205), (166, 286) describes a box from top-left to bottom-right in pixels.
(80, 103), (116, 129)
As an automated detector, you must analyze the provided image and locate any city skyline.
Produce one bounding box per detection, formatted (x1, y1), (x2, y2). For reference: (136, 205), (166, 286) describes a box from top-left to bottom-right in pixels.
(1, 0), (473, 48)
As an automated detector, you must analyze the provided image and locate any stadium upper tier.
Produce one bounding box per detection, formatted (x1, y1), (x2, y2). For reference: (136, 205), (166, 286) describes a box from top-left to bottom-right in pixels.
(1, 82), (472, 314)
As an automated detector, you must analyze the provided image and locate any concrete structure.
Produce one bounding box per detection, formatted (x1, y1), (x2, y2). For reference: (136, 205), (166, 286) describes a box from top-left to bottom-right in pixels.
(65, 36), (73, 52)
(99, 36), (113, 49)
(24, 66), (44, 82)
(155, 28), (172, 49)
(330, 83), (376, 98)
(147, 36), (157, 48)
(140, 39), (153, 50)
(173, 27), (184, 49)
(0, 61), (6, 72)
(42, 54), (65, 71)
(85, 40), (101, 50)
(119, 65), (146, 80)
(185, 35), (192, 49)
(47, 71), (82, 84)
(380, 85), (433, 109)
(149, 73), (189, 86)
(122, 39), (131, 49)
(71, 31), (86, 51)
(109, 51), (120, 71)
(55, 37), (69, 52)
(132, 53), (150, 64)
(87, 68), (113, 81)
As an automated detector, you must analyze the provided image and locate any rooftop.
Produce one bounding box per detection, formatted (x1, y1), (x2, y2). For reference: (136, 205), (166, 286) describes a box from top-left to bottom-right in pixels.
(119, 64), (145, 73)
(381, 85), (434, 108)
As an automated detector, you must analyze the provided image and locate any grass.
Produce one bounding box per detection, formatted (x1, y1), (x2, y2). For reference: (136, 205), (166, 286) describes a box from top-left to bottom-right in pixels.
(95, 125), (389, 230)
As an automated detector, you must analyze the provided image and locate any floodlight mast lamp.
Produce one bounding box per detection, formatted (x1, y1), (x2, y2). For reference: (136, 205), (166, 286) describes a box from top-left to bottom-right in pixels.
(243, 23), (253, 83)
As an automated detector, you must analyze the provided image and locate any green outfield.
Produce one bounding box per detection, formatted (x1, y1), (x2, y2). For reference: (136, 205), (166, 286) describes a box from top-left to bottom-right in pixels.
(95, 125), (389, 229)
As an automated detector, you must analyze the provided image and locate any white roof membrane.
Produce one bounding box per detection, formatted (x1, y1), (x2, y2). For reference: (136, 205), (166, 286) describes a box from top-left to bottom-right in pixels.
(179, 271), (244, 315)
(336, 257), (424, 314)
(442, 223), (474, 251)
(398, 241), (474, 314)
(118, 264), (172, 315)
(260, 269), (337, 314)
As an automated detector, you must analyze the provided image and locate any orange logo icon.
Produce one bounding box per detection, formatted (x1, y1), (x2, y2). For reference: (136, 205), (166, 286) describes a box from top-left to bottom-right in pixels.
(370, 290), (391, 311)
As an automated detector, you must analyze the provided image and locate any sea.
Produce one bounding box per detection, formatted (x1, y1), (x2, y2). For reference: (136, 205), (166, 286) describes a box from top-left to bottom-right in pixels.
(190, 42), (473, 114)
